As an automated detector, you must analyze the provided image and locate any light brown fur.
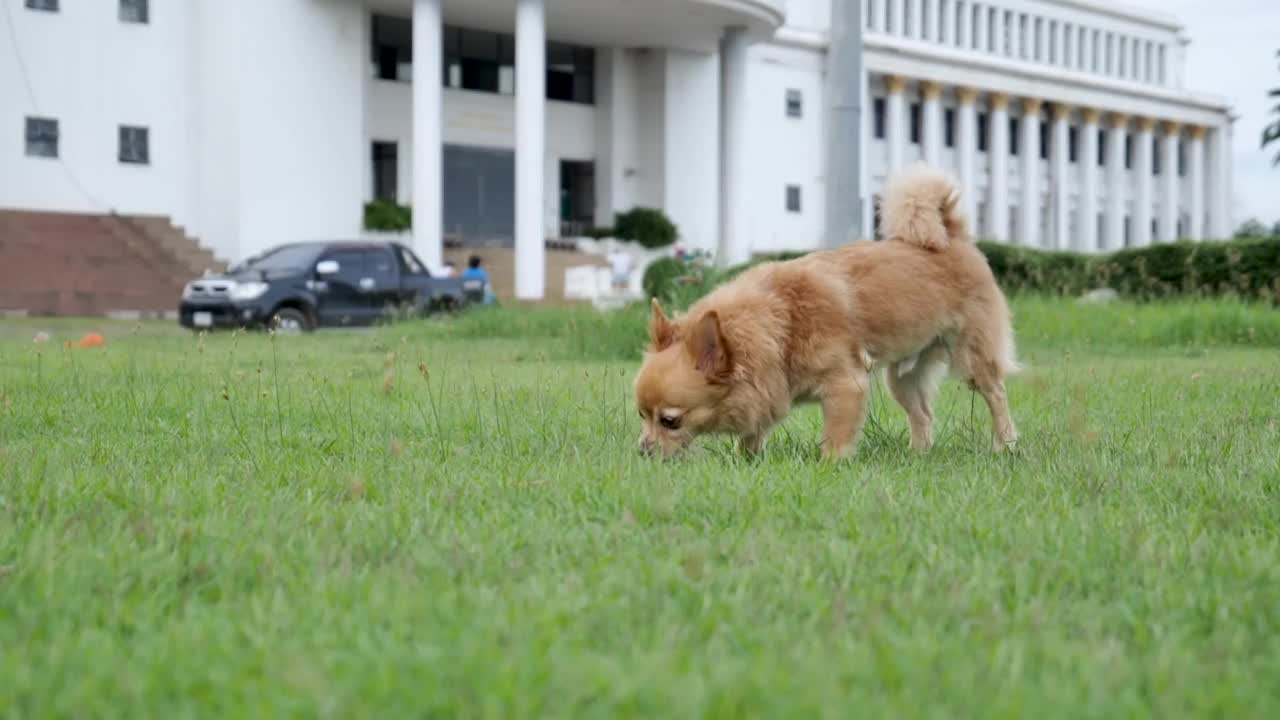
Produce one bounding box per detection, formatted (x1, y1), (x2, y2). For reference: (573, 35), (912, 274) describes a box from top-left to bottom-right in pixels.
(634, 164), (1019, 459)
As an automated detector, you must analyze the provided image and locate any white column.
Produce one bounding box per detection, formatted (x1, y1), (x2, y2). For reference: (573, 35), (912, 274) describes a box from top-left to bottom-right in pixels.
(720, 26), (749, 265)
(988, 93), (1009, 241)
(1208, 125), (1231, 238)
(1188, 126), (1206, 240)
(1159, 121), (1180, 242)
(911, 0), (925, 39)
(957, 87), (978, 225)
(941, 0), (954, 45)
(872, 0), (887, 32)
(889, 0), (904, 35)
(1105, 113), (1128, 250)
(885, 75), (907, 172)
(1107, 33), (1117, 76)
(1050, 103), (1071, 250)
(957, 1), (971, 48)
(411, 0), (443, 271)
(515, 0), (546, 300)
(922, 81), (943, 166)
(1133, 117), (1154, 246)
(1035, 17), (1047, 62)
(1079, 109), (1100, 251)
(1136, 41), (1147, 83)
(1010, 12), (1022, 58)
(1019, 98), (1041, 246)
(974, 5), (987, 51)
(1055, 20), (1067, 66)
(1082, 27), (1093, 72)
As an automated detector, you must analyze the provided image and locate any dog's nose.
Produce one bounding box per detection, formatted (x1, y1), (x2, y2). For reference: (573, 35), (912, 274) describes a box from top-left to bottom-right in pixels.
(639, 437), (655, 456)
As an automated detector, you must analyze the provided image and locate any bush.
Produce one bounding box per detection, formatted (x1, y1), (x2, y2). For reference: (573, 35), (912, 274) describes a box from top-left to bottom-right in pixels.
(364, 200), (412, 232)
(582, 226), (615, 240)
(614, 207), (678, 249)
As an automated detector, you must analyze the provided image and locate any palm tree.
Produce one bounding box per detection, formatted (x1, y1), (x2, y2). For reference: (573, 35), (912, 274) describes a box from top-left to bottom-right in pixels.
(1265, 50), (1280, 166)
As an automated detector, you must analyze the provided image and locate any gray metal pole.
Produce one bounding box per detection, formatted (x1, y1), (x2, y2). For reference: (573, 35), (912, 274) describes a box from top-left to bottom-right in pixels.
(825, 0), (864, 247)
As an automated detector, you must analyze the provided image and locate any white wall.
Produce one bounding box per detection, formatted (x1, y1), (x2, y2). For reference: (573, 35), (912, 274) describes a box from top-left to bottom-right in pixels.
(0, 0), (194, 224)
(741, 43), (827, 253)
(661, 49), (721, 253)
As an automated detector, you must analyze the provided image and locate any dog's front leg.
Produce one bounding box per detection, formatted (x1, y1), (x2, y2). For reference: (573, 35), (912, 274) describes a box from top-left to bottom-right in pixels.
(738, 433), (765, 458)
(819, 371), (870, 460)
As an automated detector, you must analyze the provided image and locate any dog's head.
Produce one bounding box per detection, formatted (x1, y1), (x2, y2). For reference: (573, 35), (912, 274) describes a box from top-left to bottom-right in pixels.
(633, 299), (734, 458)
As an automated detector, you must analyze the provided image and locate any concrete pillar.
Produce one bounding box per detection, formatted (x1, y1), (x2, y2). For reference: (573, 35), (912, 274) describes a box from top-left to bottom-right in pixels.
(1105, 112), (1128, 250)
(1018, 98), (1041, 246)
(956, 87), (978, 226)
(974, 4), (987, 51)
(921, 81), (943, 166)
(911, 0), (925, 39)
(1010, 12), (1022, 59)
(957, 0), (971, 49)
(872, 0), (887, 33)
(1079, 108), (1100, 251)
(1188, 125), (1205, 240)
(515, 0), (546, 299)
(987, 92), (1009, 242)
(940, 0), (954, 45)
(1035, 16), (1047, 62)
(1050, 103), (1071, 250)
(411, 0), (443, 271)
(719, 26), (750, 266)
(1055, 20), (1067, 66)
(889, 0), (904, 35)
(885, 75), (907, 173)
(1132, 117), (1154, 247)
(1159, 121), (1180, 242)
(1082, 27), (1093, 73)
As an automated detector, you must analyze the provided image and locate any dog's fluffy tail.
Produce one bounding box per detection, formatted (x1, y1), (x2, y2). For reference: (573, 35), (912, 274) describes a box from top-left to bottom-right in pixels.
(881, 163), (968, 251)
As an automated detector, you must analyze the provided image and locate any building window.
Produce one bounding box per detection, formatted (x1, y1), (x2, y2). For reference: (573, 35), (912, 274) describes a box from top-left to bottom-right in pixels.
(1038, 117), (1049, 160)
(977, 112), (989, 152)
(1124, 134), (1133, 169)
(119, 0), (148, 24)
(1068, 126), (1079, 163)
(785, 89), (803, 118)
(118, 125), (149, 164)
(25, 0), (58, 11)
(1178, 140), (1187, 176)
(371, 14), (412, 82)
(444, 26), (516, 94)
(372, 141), (397, 202)
(546, 42), (594, 104)
(25, 117), (58, 158)
(910, 103), (921, 144)
(1009, 116), (1019, 156)
(872, 195), (882, 239)
(1097, 129), (1106, 166)
(873, 98), (886, 139)
(944, 108), (955, 148)
(785, 185), (802, 213)
(1152, 136), (1161, 175)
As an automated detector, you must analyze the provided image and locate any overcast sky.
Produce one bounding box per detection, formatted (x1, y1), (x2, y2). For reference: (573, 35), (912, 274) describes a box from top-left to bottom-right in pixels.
(1124, 0), (1279, 228)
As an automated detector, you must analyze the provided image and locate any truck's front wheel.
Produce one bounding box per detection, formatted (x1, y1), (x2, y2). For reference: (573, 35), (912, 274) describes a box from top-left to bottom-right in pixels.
(270, 306), (313, 333)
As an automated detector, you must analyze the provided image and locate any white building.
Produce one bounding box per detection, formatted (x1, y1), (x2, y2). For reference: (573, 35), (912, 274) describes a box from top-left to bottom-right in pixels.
(1, 0), (1232, 300)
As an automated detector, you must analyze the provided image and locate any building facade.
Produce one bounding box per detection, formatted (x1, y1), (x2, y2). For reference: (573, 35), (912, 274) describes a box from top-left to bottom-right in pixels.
(1, 0), (1232, 300)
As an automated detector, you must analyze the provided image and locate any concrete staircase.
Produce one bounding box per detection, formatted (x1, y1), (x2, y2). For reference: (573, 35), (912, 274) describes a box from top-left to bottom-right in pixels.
(0, 210), (226, 317)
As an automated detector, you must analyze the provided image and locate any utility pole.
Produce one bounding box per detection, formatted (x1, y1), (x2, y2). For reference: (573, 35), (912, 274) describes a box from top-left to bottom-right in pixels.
(825, 0), (864, 247)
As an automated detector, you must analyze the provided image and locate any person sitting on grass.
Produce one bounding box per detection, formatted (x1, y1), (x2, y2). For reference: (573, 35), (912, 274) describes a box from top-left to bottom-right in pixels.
(461, 255), (495, 304)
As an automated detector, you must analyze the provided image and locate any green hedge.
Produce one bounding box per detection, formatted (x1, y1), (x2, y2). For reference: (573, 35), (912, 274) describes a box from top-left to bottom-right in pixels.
(614, 207), (678, 249)
(364, 200), (412, 232)
(644, 238), (1280, 307)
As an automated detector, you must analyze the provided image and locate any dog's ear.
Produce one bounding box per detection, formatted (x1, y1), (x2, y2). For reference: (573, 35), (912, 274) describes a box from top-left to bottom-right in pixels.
(687, 311), (732, 380)
(649, 298), (677, 350)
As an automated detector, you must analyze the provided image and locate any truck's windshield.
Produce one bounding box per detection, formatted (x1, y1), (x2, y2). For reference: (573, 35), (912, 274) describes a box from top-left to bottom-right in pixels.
(236, 245), (320, 273)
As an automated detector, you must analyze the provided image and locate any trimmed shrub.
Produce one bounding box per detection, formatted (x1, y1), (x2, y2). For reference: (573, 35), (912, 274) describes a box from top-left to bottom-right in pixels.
(582, 226), (615, 240)
(364, 200), (412, 232)
(614, 207), (678, 249)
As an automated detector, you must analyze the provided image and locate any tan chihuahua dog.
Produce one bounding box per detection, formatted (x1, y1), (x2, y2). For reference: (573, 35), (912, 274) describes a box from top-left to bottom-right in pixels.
(634, 164), (1019, 459)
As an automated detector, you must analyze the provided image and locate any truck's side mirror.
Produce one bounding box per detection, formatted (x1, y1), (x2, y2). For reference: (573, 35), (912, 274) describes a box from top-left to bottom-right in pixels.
(316, 260), (340, 275)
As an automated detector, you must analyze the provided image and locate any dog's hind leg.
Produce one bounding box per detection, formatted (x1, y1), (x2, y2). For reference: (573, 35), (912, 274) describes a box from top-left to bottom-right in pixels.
(953, 330), (1018, 451)
(887, 343), (949, 451)
(818, 366), (871, 460)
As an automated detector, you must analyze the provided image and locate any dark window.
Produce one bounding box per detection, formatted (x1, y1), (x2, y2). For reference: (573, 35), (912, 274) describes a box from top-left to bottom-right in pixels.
(372, 141), (397, 202)
(323, 250), (368, 286)
(1178, 140), (1187, 177)
(909, 103), (921, 144)
(119, 0), (148, 23)
(447, 27), (514, 94)
(371, 14), (412, 82)
(873, 98), (886, 139)
(546, 42), (594, 104)
(1124, 134), (1132, 169)
(944, 108), (955, 148)
(25, 0), (58, 11)
(1097, 129), (1106, 166)
(364, 248), (398, 287)
(785, 89), (803, 118)
(977, 112), (989, 152)
(1038, 117), (1049, 159)
(1009, 116), (1019, 156)
(872, 195), (882, 239)
(1068, 126), (1078, 163)
(785, 185), (802, 213)
(118, 125), (149, 164)
(25, 117), (58, 158)
(395, 246), (426, 275)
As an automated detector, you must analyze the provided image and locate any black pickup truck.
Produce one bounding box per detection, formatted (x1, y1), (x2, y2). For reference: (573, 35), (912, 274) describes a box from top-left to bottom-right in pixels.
(178, 241), (476, 332)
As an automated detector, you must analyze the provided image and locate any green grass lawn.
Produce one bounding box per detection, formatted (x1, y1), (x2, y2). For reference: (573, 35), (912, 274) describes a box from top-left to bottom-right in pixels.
(2, 299), (1279, 718)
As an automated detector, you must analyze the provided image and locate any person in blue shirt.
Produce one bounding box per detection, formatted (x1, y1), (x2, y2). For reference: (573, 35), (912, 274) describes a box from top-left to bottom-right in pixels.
(460, 255), (495, 304)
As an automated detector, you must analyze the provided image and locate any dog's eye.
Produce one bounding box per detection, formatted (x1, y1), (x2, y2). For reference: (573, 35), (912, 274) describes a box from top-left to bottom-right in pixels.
(659, 415), (682, 430)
